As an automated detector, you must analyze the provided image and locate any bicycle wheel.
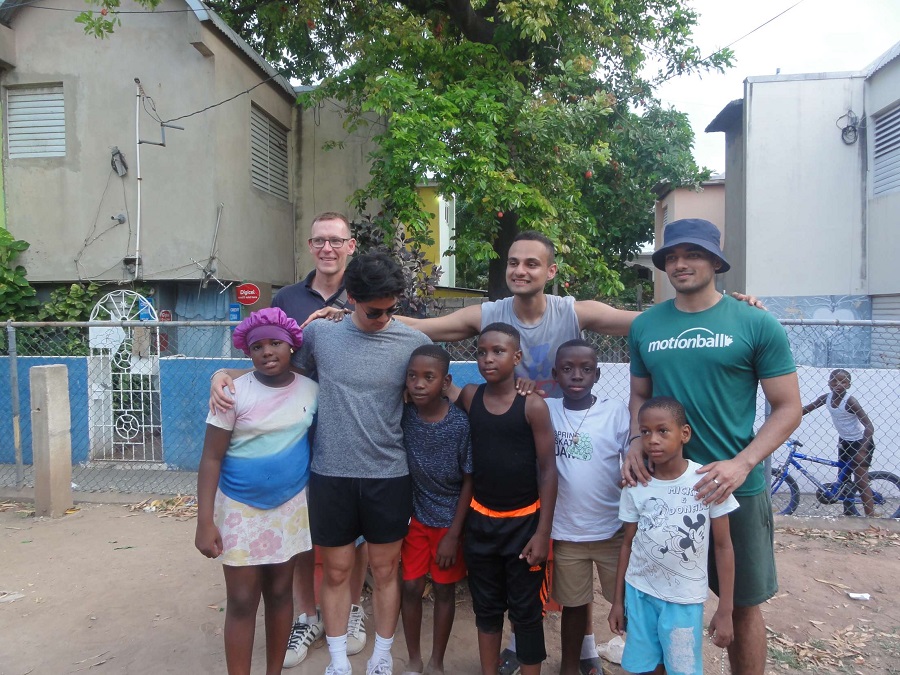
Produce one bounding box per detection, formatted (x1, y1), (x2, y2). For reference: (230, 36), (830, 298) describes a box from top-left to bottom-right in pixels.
(844, 471), (900, 519)
(770, 469), (800, 515)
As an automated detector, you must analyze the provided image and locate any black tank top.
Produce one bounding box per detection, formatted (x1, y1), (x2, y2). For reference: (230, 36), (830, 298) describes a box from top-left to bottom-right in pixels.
(468, 385), (539, 511)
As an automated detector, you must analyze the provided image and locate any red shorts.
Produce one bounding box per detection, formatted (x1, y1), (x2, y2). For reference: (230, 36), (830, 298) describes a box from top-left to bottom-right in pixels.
(401, 516), (467, 585)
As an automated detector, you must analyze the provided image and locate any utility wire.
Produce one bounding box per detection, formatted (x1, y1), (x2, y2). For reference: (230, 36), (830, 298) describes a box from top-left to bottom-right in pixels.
(696, 0), (808, 68)
(162, 70), (289, 124)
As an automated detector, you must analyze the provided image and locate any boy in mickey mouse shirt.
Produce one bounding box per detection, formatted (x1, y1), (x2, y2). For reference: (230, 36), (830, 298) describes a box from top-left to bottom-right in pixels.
(609, 397), (738, 675)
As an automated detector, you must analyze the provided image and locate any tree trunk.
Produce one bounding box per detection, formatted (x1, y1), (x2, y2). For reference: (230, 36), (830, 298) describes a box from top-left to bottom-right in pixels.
(487, 213), (519, 300)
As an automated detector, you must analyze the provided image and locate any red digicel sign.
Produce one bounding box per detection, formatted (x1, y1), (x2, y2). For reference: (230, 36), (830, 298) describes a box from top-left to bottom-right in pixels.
(235, 283), (261, 306)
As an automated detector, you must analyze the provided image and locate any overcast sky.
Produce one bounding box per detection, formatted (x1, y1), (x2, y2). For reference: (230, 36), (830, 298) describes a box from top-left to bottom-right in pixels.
(655, 0), (900, 173)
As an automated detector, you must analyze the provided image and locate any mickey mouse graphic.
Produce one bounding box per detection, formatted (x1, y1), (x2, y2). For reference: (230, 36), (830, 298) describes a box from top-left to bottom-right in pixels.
(654, 514), (706, 567)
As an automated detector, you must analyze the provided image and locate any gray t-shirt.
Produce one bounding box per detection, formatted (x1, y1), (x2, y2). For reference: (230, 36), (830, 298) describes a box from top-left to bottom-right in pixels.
(481, 294), (581, 398)
(297, 317), (431, 478)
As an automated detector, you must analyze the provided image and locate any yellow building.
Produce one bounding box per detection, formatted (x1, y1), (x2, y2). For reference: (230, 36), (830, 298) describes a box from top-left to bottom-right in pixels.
(416, 184), (487, 298)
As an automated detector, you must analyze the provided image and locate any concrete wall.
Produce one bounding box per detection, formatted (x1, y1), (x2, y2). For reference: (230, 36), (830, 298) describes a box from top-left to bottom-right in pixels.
(293, 100), (382, 281)
(653, 182), (725, 302)
(720, 120), (747, 295)
(865, 60), (900, 296)
(743, 74), (868, 297)
(1, 0), (295, 286)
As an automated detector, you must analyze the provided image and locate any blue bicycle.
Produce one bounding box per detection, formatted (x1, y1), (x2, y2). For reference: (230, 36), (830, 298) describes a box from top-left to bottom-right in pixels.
(770, 439), (900, 518)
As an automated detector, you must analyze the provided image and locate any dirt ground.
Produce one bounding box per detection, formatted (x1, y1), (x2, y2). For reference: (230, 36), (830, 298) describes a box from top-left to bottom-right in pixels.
(1, 500), (898, 675)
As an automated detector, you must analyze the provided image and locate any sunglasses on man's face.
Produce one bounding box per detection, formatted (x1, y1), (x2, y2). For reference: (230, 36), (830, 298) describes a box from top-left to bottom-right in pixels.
(363, 303), (401, 320)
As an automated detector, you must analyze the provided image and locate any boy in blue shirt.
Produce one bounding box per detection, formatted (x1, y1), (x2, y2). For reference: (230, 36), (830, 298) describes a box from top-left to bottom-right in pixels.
(400, 345), (473, 675)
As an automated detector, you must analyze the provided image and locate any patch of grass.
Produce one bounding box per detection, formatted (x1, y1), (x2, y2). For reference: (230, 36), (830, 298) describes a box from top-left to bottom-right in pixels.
(873, 629), (900, 657)
(768, 644), (803, 669)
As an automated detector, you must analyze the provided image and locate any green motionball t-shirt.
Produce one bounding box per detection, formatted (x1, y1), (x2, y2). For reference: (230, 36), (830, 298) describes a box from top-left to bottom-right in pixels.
(628, 296), (796, 496)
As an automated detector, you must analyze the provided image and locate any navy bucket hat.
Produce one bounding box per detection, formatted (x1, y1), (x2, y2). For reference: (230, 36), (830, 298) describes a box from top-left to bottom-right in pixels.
(651, 218), (730, 273)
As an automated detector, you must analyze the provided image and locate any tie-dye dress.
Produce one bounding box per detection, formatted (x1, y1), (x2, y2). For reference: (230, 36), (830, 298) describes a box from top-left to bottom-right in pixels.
(206, 372), (318, 566)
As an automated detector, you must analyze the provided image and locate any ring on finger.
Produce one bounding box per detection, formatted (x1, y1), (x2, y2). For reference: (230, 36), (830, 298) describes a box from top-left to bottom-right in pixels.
(713, 478), (720, 486)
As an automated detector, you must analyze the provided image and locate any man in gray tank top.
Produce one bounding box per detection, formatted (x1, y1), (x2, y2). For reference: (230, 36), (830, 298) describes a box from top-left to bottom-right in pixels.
(397, 231), (637, 399)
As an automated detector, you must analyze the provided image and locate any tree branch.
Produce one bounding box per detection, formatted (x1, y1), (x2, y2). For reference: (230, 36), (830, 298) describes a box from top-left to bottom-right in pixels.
(398, 0), (497, 44)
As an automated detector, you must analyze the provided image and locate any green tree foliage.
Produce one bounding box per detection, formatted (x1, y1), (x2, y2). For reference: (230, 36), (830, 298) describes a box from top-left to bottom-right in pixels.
(0, 229), (39, 320)
(79, 0), (730, 299)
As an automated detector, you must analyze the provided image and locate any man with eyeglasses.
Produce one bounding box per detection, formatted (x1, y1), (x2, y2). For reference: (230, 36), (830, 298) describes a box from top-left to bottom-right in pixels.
(211, 212), (370, 669)
(272, 212), (357, 340)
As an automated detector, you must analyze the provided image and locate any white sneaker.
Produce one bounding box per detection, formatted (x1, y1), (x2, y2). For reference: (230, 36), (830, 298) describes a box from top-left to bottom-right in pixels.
(347, 603), (367, 656)
(325, 664), (352, 675)
(284, 612), (324, 668)
(366, 658), (392, 675)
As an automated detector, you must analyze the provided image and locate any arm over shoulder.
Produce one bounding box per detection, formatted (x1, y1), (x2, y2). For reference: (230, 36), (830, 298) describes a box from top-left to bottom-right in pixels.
(395, 304), (483, 341)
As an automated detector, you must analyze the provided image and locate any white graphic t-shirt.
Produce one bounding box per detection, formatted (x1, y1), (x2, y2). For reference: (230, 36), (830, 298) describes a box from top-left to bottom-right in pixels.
(619, 460), (739, 604)
(549, 397), (629, 541)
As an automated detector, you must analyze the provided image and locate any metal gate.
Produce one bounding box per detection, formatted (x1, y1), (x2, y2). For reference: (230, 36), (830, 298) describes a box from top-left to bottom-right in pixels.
(87, 291), (163, 463)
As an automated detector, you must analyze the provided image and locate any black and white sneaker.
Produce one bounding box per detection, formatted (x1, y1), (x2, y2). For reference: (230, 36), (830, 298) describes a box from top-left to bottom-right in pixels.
(284, 611), (324, 668)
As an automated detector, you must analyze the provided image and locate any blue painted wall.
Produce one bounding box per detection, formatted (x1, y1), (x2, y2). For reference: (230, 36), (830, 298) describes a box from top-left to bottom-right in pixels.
(157, 359), (486, 471)
(0, 357), (90, 464)
(158, 358), (250, 470)
(0, 357), (485, 471)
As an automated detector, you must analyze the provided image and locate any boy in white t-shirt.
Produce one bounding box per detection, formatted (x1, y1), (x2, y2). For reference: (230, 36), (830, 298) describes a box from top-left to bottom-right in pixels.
(609, 397), (737, 675)
(547, 339), (630, 675)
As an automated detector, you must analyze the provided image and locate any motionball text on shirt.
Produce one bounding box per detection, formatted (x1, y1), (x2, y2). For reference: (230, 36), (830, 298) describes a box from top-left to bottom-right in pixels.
(647, 328), (734, 352)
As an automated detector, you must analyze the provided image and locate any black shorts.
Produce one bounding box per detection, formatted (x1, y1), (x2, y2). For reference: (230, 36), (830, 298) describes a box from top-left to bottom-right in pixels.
(308, 472), (412, 547)
(838, 439), (874, 469)
(463, 506), (547, 665)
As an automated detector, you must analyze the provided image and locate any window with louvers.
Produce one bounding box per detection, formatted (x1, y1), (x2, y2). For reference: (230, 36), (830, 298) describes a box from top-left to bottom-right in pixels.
(873, 104), (900, 197)
(7, 85), (65, 158)
(250, 105), (289, 200)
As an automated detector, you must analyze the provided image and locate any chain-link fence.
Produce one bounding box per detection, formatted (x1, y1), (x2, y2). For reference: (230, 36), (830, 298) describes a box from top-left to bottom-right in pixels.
(2, 319), (899, 518)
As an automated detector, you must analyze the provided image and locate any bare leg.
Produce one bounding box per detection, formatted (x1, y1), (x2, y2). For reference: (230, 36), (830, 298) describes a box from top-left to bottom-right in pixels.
(292, 548), (318, 617)
(853, 454), (875, 517)
(401, 576), (427, 673)
(320, 544), (356, 637)
(477, 630), (502, 675)
(222, 565), (263, 675)
(728, 605), (767, 675)
(261, 561), (296, 675)
(560, 604), (588, 675)
(367, 539), (405, 640)
(350, 541), (369, 601)
(519, 661), (541, 674)
(428, 581), (456, 674)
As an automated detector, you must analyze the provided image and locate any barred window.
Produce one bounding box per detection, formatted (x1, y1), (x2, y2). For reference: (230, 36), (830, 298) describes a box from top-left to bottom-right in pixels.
(250, 105), (289, 200)
(6, 84), (65, 158)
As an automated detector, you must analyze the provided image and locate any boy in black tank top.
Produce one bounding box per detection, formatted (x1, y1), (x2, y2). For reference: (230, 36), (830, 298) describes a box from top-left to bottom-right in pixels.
(457, 323), (558, 675)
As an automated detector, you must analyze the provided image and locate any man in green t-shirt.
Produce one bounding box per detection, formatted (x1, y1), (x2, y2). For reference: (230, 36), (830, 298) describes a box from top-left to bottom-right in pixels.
(623, 218), (801, 675)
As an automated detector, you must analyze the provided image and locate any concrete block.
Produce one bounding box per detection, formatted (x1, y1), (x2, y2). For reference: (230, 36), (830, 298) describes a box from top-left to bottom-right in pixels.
(30, 365), (73, 518)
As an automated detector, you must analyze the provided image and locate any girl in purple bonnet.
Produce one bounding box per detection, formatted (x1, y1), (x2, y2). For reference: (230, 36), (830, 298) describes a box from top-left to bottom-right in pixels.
(195, 307), (318, 675)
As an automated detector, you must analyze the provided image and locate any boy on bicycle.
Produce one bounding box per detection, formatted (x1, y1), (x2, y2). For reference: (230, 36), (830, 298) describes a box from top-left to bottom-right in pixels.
(802, 369), (875, 516)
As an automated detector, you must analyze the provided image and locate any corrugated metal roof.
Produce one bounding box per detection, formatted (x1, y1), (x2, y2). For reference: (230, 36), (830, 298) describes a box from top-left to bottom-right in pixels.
(866, 40), (900, 78)
(0, 0), (297, 100)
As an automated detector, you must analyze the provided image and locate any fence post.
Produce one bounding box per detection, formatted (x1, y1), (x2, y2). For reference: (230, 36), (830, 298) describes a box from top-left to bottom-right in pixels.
(7, 322), (24, 490)
(30, 365), (73, 517)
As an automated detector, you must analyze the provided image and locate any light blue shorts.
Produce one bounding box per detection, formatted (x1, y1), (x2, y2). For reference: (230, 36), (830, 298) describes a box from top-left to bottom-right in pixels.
(621, 583), (704, 675)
